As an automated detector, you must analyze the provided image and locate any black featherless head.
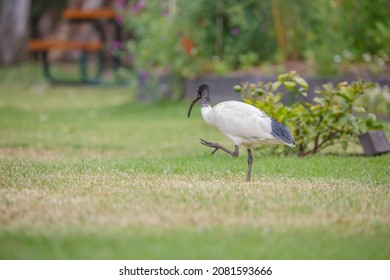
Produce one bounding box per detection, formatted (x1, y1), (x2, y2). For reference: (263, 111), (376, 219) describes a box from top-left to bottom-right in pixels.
(188, 84), (210, 118)
(198, 84), (209, 95)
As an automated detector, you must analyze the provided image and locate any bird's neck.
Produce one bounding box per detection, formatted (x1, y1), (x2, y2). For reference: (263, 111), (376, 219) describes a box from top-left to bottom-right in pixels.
(201, 104), (213, 125)
(200, 89), (212, 124)
(201, 93), (210, 108)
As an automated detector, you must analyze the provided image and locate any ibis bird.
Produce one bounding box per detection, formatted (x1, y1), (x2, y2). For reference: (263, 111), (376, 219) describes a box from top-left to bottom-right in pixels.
(187, 84), (295, 182)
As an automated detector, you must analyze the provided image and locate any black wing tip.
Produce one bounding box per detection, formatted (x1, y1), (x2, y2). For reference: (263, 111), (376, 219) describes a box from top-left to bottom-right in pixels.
(270, 119), (295, 146)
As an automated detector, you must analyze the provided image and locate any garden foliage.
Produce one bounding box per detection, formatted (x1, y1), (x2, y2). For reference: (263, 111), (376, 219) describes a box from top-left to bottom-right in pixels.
(117, 0), (390, 79)
(235, 72), (383, 156)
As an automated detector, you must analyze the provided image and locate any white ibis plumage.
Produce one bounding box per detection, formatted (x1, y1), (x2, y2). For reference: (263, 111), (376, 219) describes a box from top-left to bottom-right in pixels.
(188, 84), (295, 182)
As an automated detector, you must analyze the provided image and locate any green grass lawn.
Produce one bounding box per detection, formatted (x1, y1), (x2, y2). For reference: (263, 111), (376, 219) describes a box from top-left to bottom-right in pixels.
(0, 64), (389, 259)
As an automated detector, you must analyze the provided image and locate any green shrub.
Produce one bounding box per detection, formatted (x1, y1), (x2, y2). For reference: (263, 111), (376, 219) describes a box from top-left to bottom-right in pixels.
(118, 0), (275, 80)
(235, 72), (383, 156)
(116, 0), (390, 84)
(238, 51), (260, 69)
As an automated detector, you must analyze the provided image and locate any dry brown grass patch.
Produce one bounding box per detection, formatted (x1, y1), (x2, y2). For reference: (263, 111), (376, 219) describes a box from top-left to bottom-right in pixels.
(1, 174), (389, 236)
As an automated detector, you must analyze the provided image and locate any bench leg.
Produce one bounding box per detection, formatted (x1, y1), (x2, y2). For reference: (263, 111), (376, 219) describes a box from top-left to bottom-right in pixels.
(95, 51), (105, 80)
(80, 50), (88, 83)
(42, 51), (53, 81)
(79, 50), (105, 84)
(36, 50), (105, 85)
(113, 21), (122, 70)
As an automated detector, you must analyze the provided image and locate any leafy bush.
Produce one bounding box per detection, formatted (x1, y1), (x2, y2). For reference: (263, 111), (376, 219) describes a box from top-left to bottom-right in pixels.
(116, 0), (389, 89)
(235, 72), (383, 156)
(118, 0), (275, 78)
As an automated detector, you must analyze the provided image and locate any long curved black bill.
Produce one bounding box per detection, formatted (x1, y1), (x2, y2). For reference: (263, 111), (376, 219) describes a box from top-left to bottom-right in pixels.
(187, 96), (201, 118)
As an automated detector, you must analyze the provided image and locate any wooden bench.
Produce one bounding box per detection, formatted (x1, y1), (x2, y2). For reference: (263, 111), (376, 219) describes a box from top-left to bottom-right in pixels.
(28, 40), (103, 52)
(28, 39), (104, 84)
(62, 8), (117, 21)
(29, 7), (122, 84)
(62, 8), (122, 71)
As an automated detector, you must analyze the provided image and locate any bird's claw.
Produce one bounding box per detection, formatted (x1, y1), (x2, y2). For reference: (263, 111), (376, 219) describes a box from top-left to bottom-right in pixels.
(199, 138), (211, 146)
(200, 138), (219, 155)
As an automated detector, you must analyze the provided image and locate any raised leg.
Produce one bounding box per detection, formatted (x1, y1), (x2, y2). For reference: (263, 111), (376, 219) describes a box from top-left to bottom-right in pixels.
(200, 138), (239, 157)
(246, 149), (253, 182)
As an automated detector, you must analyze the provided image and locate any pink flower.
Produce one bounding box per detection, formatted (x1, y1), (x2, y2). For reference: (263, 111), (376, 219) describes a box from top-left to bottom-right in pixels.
(230, 27), (239, 37)
(115, 0), (126, 9)
(112, 40), (122, 49)
(130, 0), (146, 13)
(115, 15), (124, 25)
(138, 70), (151, 84)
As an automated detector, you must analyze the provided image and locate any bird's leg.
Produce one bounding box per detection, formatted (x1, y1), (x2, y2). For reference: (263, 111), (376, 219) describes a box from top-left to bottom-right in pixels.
(246, 149), (253, 182)
(200, 138), (239, 157)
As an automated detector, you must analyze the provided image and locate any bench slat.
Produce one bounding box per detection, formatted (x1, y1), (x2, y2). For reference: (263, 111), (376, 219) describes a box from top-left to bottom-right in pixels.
(28, 40), (103, 52)
(62, 8), (117, 20)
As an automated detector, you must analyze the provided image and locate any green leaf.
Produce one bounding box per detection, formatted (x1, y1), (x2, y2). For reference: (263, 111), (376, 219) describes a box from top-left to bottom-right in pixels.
(242, 98), (253, 105)
(365, 113), (378, 129)
(233, 85), (242, 93)
(293, 76), (309, 90)
(336, 92), (352, 102)
(371, 123), (384, 130)
(337, 81), (348, 88)
(255, 88), (264, 96)
(322, 83), (334, 92)
(271, 81), (282, 92)
(313, 97), (324, 105)
(278, 73), (289, 81)
(296, 87), (308, 97)
(367, 113), (377, 122)
(284, 81), (296, 89)
(358, 121), (368, 133)
(274, 93), (283, 103)
(352, 106), (366, 114)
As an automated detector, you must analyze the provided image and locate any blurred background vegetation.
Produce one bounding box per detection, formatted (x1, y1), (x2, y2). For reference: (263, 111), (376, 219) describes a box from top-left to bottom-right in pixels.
(1, 1), (389, 259)
(1, 0), (389, 76)
(117, 0), (390, 78)
(0, 0), (388, 116)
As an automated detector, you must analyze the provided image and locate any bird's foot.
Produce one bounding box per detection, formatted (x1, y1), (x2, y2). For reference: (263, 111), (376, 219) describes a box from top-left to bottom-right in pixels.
(200, 138), (220, 155)
(200, 139), (239, 157)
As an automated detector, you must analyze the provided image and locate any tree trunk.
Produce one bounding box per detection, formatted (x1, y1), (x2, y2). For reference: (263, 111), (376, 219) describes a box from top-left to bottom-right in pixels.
(0, 0), (31, 65)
